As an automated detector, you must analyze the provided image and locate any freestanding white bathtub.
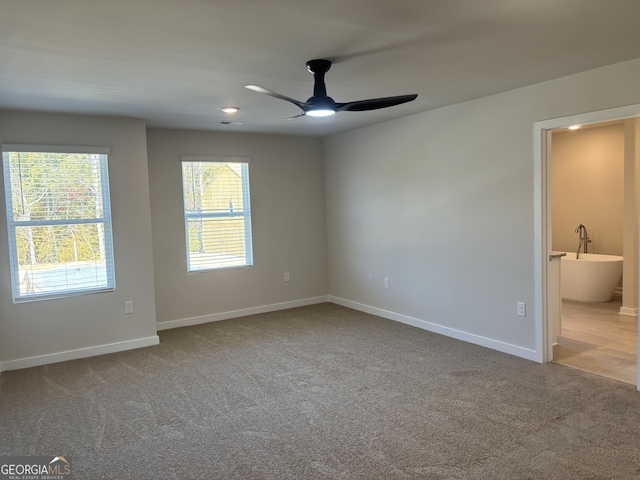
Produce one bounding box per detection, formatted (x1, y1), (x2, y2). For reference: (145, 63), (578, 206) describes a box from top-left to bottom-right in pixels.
(560, 253), (623, 302)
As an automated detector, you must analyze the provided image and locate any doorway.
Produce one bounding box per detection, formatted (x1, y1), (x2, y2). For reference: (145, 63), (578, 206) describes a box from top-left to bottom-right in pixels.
(550, 120), (637, 384)
(533, 104), (640, 390)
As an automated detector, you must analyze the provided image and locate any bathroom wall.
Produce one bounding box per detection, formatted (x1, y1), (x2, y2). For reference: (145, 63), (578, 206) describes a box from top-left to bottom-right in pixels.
(551, 123), (625, 256)
(622, 118), (640, 314)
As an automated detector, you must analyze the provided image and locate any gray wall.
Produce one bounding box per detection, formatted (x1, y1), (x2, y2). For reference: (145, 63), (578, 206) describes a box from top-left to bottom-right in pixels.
(3, 57), (640, 369)
(324, 58), (640, 355)
(0, 112), (158, 369)
(146, 129), (328, 326)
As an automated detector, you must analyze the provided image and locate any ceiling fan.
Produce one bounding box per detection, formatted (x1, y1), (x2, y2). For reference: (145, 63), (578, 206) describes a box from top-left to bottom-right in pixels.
(245, 59), (418, 118)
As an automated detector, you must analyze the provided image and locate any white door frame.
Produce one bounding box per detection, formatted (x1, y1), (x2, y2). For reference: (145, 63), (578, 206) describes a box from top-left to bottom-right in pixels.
(533, 103), (640, 389)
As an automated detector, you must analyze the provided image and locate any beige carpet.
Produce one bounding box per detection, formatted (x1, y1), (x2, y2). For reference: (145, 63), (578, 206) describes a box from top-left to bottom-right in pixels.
(1, 303), (640, 479)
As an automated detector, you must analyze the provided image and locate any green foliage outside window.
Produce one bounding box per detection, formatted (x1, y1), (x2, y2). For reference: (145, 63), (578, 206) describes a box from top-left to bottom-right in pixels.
(7, 152), (106, 266)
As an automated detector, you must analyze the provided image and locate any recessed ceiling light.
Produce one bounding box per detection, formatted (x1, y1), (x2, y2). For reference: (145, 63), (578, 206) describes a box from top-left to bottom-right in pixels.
(221, 106), (239, 113)
(568, 125), (581, 130)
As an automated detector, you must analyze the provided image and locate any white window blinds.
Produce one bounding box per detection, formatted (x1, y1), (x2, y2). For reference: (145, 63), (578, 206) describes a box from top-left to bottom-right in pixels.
(181, 156), (253, 272)
(2, 145), (116, 302)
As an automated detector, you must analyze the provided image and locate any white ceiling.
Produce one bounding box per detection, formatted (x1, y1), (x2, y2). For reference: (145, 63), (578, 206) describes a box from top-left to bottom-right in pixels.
(2, 0), (640, 137)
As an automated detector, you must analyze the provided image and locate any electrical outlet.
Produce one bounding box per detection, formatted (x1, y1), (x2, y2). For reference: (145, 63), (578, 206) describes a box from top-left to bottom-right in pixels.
(368, 274), (373, 285)
(384, 277), (390, 289)
(517, 302), (526, 317)
(284, 272), (290, 282)
(125, 301), (134, 314)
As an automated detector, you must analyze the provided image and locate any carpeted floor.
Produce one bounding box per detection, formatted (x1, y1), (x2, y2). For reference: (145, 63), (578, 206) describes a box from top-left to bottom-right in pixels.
(1, 303), (639, 479)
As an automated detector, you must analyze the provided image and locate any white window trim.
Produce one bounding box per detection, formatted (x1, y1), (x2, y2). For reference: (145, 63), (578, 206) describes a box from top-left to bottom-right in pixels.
(2, 144), (109, 155)
(180, 155), (254, 273)
(2, 144), (115, 302)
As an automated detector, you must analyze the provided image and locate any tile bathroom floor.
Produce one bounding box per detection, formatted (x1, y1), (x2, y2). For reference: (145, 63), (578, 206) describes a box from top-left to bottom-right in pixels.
(554, 297), (638, 385)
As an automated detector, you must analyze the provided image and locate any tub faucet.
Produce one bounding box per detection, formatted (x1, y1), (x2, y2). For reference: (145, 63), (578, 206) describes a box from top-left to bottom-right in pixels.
(575, 224), (591, 258)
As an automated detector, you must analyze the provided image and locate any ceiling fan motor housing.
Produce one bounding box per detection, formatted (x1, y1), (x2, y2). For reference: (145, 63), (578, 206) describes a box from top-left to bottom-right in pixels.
(307, 59), (332, 100)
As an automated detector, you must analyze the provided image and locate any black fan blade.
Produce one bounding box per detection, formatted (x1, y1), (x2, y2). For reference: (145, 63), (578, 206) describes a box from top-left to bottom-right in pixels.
(245, 85), (307, 109)
(336, 94), (417, 112)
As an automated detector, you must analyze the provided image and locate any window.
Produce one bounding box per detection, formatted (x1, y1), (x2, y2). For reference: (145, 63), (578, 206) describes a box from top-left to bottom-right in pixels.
(181, 156), (253, 271)
(2, 145), (115, 302)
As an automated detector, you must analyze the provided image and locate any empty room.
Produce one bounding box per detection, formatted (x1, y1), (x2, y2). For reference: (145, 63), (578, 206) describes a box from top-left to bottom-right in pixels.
(2, 1), (640, 478)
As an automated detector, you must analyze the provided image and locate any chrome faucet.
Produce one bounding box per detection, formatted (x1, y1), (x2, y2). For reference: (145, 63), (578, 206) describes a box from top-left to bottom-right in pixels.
(574, 224), (591, 258)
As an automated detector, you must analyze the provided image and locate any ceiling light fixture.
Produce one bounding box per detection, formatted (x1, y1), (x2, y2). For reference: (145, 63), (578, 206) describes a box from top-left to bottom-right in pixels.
(568, 125), (581, 130)
(221, 106), (239, 113)
(306, 108), (336, 117)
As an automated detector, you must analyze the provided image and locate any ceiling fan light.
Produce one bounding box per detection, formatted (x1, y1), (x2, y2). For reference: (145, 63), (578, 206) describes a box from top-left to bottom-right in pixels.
(306, 108), (335, 117)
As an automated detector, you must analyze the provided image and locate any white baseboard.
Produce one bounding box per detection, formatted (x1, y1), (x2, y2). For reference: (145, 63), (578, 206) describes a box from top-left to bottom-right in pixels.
(0, 335), (160, 373)
(1, 295), (537, 372)
(329, 296), (538, 362)
(156, 296), (330, 331)
(619, 306), (638, 316)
